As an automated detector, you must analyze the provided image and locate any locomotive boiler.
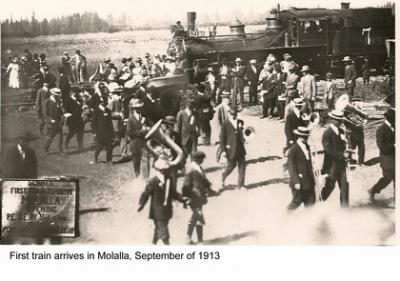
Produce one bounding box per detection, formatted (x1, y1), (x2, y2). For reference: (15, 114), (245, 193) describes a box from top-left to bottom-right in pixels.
(167, 2), (394, 80)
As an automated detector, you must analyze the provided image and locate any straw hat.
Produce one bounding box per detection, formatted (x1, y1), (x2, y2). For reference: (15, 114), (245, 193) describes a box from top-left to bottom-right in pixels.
(328, 110), (344, 120)
(293, 98), (304, 107)
(342, 56), (352, 62)
(50, 88), (61, 96)
(301, 65), (311, 72)
(250, 59), (257, 64)
(235, 57), (242, 62)
(293, 126), (311, 137)
(129, 98), (144, 109)
(163, 115), (177, 125)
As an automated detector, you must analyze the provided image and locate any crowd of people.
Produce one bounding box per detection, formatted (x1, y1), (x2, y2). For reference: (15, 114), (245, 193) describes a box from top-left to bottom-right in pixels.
(1, 48), (395, 245)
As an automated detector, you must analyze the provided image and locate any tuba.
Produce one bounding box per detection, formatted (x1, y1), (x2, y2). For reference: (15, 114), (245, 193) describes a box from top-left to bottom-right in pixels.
(243, 126), (256, 142)
(335, 94), (368, 128)
(145, 119), (184, 167)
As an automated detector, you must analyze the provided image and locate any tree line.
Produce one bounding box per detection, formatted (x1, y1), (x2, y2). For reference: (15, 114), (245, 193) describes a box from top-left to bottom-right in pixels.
(1, 12), (110, 38)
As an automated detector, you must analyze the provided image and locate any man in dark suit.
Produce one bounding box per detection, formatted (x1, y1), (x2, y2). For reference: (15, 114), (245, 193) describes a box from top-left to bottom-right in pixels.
(43, 88), (64, 155)
(35, 82), (50, 135)
(126, 98), (149, 177)
(64, 87), (84, 151)
(182, 151), (216, 244)
(343, 56), (357, 98)
(2, 133), (38, 178)
(259, 65), (277, 119)
(175, 99), (199, 163)
(368, 108), (395, 202)
(231, 57), (246, 109)
(91, 97), (114, 164)
(286, 127), (315, 210)
(284, 98), (306, 154)
(245, 59), (259, 105)
(320, 110), (349, 207)
(138, 158), (187, 245)
(220, 107), (247, 189)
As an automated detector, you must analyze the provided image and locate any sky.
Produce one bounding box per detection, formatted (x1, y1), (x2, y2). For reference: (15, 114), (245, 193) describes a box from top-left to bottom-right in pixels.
(0, 0), (393, 22)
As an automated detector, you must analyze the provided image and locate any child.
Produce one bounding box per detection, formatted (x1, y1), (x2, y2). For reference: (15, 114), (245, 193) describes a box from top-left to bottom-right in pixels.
(182, 151), (217, 244)
(324, 72), (337, 110)
(361, 58), (370, 85)
(138, 158), (187, 245)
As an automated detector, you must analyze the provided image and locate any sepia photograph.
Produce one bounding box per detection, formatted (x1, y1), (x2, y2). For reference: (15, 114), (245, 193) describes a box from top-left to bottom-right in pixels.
(0, 0), (396, 246)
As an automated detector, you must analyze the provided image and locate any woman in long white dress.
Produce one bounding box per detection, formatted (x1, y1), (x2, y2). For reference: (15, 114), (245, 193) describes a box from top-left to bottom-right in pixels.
(6, 57), (21, 88)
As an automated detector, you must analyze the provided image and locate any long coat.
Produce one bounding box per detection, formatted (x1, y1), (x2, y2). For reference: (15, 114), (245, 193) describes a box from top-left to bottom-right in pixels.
(299, 74), (317, 100)
(344, 65), (356, 88)
(126, 114), (146, 155)
(92, 107), (114, 142)
(2, 145), (38, 179)
(35, 88), (49, 117)
(244, 65), (259, 85)
(182, 164), (212, 208)
(260, 72), (276, 99)
(321, 126), (347, 176)
(376, 122), (395, 170)
(139, 176), (184, 220)
(44, 98), (63, 129)
(219, 119), (246, 160)
(64, 96), (84, 128)
(287, 142), (315, 189)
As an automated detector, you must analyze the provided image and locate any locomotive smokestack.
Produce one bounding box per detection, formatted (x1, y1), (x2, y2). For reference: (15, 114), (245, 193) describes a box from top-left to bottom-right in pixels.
(341, 2), (350, 10)
(187, 12), (196, 33)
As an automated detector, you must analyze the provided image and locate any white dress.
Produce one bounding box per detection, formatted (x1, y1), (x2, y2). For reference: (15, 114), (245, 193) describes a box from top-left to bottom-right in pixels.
(7, 63), (21, 88)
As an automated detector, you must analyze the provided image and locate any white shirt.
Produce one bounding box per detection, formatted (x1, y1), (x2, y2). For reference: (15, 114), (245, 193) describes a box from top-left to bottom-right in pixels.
(133, 111), (142, 121)
(385, 120), (395, 132)
(297, 138), (310, 160)
(17, 144), (25, 159)
(229, 117), (238, 129)
(329, 123), (339, 135)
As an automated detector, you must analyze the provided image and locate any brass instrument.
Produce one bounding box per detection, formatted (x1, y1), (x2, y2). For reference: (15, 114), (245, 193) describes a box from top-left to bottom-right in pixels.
(145, 119), (184, 167)
(335, 94), (369, 128)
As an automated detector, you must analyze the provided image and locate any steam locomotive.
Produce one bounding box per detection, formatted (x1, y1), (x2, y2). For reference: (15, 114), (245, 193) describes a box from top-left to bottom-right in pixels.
(167, 2), (394, 80)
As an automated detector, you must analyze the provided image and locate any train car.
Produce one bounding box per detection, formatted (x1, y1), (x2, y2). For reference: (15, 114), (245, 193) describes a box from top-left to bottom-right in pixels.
(167, 2), (394, 80)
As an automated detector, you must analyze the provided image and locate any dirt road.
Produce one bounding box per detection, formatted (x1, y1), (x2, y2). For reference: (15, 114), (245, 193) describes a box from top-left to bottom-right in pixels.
(1, 105), (395, 245)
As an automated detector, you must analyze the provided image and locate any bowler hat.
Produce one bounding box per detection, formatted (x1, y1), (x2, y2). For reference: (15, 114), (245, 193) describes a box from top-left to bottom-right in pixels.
(20, 132), (35, 142)
(293, 126), (310, 137)
(121, 57), (127, 63)
(328, 109), (344, 120)
(192, 151), (206, 161)
(104, 57), (111, 62)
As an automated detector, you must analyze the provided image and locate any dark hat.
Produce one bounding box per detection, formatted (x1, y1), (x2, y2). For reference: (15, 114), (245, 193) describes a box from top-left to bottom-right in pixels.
(221, 92), (230, 98)
(293, 126), (311, 137)
(145, 52), (151, 58)
(121, 57), (127, 63)
(293, 98), (305, 107)
(163, 115), (177, 125)
(350, 97), (362, 102)
(104, 57), (111, 62)
(328, 110), (344, 120)
(192, 151), (206, 161)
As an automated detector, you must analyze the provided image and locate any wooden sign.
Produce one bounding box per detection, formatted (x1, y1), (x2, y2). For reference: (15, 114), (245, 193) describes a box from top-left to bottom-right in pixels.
(1, 178), (79, 238)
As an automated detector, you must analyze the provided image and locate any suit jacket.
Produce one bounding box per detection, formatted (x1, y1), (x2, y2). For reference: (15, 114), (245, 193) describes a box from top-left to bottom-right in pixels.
(287, 142), (315, 189)
(285, 72), (300, 97)
(175, 109), (199, 145)
(44, 98), (63, 129)
(59, 74), (70, 100)
(376, 122), (395, 170)
(231, 65), (246, 89)
(344, 65), (356, 87)
(299, 74), (316, 100)
(92, 107), (114, 142)
(321, 126), (347, 175)
(219, 119), (246, 160)
(245, 65), (259, 84)
(139, 175), (184, 220)
(182, 163), (212, 207)
(126, 114), (146, 155)
(216, 103), (230, 126)
(260, 72), (277, 99)
(2, 145), (38, 179)
(64, 96), (84, 127)
(285, 110), (305, 143)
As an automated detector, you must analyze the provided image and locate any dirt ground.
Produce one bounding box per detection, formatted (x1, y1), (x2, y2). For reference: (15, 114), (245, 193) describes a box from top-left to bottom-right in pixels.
(0, 101), (395, 245)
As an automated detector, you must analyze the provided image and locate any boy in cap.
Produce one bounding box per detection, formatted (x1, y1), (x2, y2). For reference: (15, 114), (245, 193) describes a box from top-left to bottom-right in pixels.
(320, 110), (350, 207)
(299, 65), (316, 112)
(368, 108), (395, 202)
(138, 158), (187, 245)
(324, 72), (337, 110)
(182, 150), (216, 244)
(287, 126), (316, 210)
(44, 88), (64, 155)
